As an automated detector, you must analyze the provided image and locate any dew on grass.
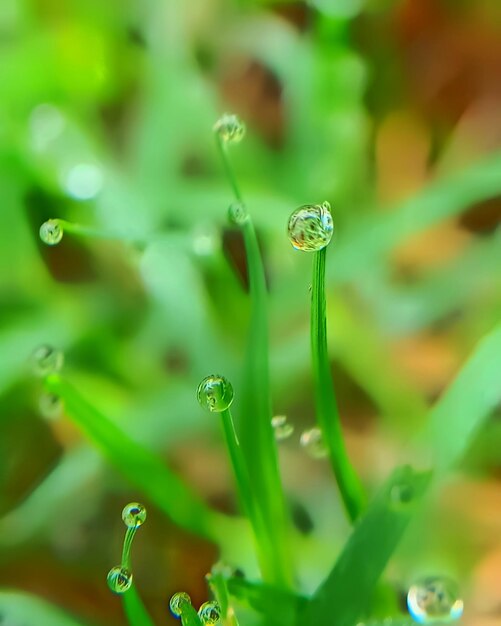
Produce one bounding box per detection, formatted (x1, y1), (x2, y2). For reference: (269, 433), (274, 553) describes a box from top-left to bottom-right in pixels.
(271, 415), (294, 441)
(169, 592), (192, 617)
(287, 201), (333, 251)
(389, 482), (415, 507)
(107, 566), (132, 594)
(214, 113), (246, 144)
(197, 375), (234, 413)
(198, 600), (221, 624)
(407, 576), (463, 624)
(300, 427), (328, 459)
(39, 219), (63, 245)
(39, 392), (63, 420)
(122, 502), (147, 528)
(31, 344), (64, 377)
(228, 202), (248, 226)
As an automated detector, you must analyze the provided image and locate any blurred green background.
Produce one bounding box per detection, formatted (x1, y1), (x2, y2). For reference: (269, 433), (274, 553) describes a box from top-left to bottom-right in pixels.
(1, 0), (500, 624)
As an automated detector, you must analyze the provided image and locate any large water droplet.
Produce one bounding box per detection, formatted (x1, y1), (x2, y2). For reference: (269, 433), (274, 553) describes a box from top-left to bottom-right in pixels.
(407, 577), (464, 624)
(169, 592), (192, 617)
(39, 392), (63, 420)
(271, 415), (294, 441)
(107, 566), (132, 594)
(197, 375), (234, 413)
(214, 113), (246, 144)
(39, 219), (63, 246)
(228, 202), (248, 226)
(198, 600), (221, 624)
(300, 427), (328, 459)
(31, 344), (64, 377)
(287, 202), (333, 251)
(122, 502), (147, 528)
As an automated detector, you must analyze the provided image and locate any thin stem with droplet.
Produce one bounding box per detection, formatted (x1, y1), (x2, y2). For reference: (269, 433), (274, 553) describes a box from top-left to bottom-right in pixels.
(47, 218), (146, 244)
(311, 246), (365, 522)
(215, 132), (293, 589)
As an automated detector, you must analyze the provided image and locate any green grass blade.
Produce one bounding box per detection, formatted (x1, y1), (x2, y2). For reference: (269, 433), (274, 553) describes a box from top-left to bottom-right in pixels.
(299, 322), (501, 626)
(420, 322), (501, 471)
(311, 247), (365, 522)
(122, 586), (156, 626)
(180, 602), (204, 626)
(216, 135), (293, 587)
(298, 466), (431, 626)
(0, 591), (90, 626)
(208, 569), (240, 626)
(43, 375), (240, 544)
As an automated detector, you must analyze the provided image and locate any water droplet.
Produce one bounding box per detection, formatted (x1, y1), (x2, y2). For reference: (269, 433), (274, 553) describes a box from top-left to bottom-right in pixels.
(287, 202), (333, 252)
(169, 592), (192, 617)
(198, 601), (221, 625)
(228, 202), (248, 226)
(122, 502), (147, 528)
(300, 427), (328, 459)
(407, 577), (464, 624)
(271, 415), (294, 441)
(197, 375), (234, 413)
(214, 113), (246, 144)
(39, 392), (63, 420)
(389, 482), (415, 507)
(39, 219), (63, 246)
(63, 162), (103, 200)
(31, 344), (64, 377)
(107, 566), (132, 594)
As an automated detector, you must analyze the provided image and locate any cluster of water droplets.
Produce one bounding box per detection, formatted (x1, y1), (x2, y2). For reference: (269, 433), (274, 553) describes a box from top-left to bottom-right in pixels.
(107, 502), (147, 595)
(271, 415), (294, 441)
(407, 576), (463, 624)
(197, 375), (234, 413)
(287, 201), (333, 252)
(170, 592), (221, 624)
(213, 113), (246, 144)
(300, 427), (328, 459)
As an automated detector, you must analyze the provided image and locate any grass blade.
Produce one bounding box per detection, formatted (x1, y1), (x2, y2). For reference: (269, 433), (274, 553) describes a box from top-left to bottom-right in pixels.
(299, 322), (501, 626)
(311, 246), (365, 522)
(216, 133), (293, 587)
(0, 591), (90, 626)
(43, 375), (244, 546)
(180, 602), (204, 626)
(122, 587), (156, 626)
(299, 466), (431, 626)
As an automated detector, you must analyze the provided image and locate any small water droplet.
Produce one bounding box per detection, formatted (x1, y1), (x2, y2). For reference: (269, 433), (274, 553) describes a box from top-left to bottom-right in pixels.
(300, 427), (328, 459)
(107, 566), (132, 594)
(389, 482), (415, 507)
(197, 375), (234, 413)
(214, 113), (246, 144)
(287, 202), (333, 252)
(198, 601), (221, 625)
(39, 392), (63, 420)
(407, 577), (463, 624)
(271, 415), (294, 441)
(39, 220), (63, 246)
(31, 344), (64, 377)
(122, 502), (147, 528)
(228, 202), (248, 226)
(169, 592), (192, 617)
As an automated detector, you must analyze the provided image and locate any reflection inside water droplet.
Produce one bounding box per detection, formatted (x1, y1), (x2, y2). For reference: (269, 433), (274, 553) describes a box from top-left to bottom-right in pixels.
(107, 566), (132, 594)
(407, 576), (463, 624)
(122, 502), (147, 528)
(198, 600), (221, 624)
(214, 113), (246, 144)
(31, 344), (64, 377)
(287, 202), (333, 252)
(39, 219), (63, 246)
(169, 591), (192, 617)
(271, 415), (294, 441)
(197, 375), (234, 413)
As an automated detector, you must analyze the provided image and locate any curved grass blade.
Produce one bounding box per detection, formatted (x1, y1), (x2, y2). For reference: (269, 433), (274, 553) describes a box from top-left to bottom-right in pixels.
(299, 322), (501, 626)
(43, 375), (244, 546)
(311, 246), (365, 522)
(180, 602), (204, 626)
(122, 586), (156, 626)
(0, 591), (91, 626)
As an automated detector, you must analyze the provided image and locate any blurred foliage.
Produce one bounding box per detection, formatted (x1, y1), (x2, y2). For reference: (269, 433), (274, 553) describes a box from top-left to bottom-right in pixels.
(0, 0), (500, 625)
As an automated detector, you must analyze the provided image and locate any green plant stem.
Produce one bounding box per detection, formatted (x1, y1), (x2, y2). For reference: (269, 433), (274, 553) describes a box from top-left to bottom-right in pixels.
(311, 247), (365, 522)
(216, 135), (293, 589)
(43, 375), (247, 548)
(121, 527), (137, 570)
(122, 586), (156, 626)
(56, 219), (144, 244)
